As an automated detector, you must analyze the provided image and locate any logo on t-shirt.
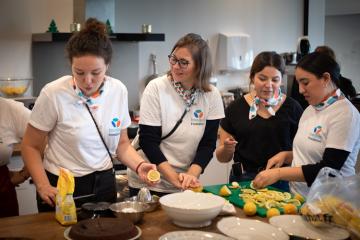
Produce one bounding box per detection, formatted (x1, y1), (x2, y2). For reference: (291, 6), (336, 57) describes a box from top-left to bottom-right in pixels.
(308, 125), (322, 142)
(109, 117), (121, 136)
(191, 109), (205, 125)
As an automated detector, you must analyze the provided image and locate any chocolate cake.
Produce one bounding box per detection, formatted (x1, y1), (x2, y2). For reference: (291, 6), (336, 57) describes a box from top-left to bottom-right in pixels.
(69, 217), (138, 240)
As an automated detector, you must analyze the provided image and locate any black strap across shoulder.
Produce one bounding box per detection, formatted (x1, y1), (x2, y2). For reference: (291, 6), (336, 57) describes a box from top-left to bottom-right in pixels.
(161, 108), (187, 140)
(84, 103), (114, 161)
(135, 108), (188, 151)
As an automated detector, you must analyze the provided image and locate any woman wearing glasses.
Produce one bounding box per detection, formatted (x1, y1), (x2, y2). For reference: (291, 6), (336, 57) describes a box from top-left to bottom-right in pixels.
(215, 52), (303, 191)
(127, 33), (224, 196)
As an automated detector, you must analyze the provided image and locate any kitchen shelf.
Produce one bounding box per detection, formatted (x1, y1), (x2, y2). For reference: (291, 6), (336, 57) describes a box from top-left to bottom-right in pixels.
(32, 32), (165, 42)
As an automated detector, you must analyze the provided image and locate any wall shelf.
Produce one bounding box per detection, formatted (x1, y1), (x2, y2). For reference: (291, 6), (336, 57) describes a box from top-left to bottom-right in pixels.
(32, 32), (165, 42)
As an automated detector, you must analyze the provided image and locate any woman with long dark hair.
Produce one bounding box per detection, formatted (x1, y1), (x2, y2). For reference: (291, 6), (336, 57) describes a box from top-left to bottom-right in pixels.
(253, 52), (360, 197)
(216, 51), (303, 191)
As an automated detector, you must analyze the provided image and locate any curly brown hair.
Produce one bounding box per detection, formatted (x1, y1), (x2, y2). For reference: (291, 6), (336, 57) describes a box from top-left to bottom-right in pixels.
(66, 18), (112, 65)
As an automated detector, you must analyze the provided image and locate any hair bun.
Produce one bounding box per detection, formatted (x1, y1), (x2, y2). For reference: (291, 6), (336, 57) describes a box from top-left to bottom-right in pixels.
(83, 18), (107, 36)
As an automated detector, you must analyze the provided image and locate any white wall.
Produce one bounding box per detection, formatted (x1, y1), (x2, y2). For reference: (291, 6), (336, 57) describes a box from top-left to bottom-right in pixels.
(326, 0), (360, 16)
(0, 0), (305, 101)
(325, 14), (360, 92)
(308, 0), (325, 50)
(0, 0), (72, 96)
(115, 0), (303, 96)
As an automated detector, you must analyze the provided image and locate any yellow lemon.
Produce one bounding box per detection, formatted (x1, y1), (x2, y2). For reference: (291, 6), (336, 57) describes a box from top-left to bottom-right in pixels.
(283, 203), (298, 215)
(294, 193), (305, 204)
(219, 185), (232, 197)
(190, 185), (203, 192)
(266, 208), (281, 218)
(147, 170), (160, 182)
(243, 202), (257, 216)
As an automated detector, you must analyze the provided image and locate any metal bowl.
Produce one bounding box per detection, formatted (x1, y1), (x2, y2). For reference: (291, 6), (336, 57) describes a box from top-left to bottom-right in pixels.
(0, 78), (31, 97)
(109, 201), (148, 223)
(125, 195), (160, 212)
(145, 195), (160, 212)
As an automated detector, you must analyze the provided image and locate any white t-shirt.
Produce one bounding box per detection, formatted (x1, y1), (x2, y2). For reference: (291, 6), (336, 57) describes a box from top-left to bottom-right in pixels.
(290, 98), (360, 197)
(128, 75), (224, 192)
(30, 75), (131, 176)
(0, 98), (30, 166)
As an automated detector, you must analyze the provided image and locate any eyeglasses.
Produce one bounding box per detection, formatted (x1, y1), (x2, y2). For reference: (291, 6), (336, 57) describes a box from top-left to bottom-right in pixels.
(168, 54), (190, 69)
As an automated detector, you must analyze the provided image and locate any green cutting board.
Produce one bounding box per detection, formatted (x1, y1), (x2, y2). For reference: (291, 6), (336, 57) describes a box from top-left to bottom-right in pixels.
(203, 181), (300, 218)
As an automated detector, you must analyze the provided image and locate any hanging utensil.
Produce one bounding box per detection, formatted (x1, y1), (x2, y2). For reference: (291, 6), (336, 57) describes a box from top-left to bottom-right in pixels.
(144, 53), (159, 86)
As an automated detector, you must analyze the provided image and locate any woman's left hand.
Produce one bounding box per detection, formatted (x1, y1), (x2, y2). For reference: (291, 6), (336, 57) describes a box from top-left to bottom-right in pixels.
(253, 168), (280, 189)
(178, 173), (200, 190)
(137, 162), (159, 185)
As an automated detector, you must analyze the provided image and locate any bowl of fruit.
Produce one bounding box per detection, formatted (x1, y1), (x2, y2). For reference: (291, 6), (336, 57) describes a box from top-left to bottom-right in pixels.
(0, 78), (32, 98)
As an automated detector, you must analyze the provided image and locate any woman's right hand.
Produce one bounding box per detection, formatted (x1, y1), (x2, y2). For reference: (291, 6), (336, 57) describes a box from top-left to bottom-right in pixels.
(37, 184), (58, 207)
(223, 137), (237, 154)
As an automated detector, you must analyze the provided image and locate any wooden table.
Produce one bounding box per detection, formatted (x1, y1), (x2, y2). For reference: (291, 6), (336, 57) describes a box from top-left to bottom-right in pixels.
(0, 207), (263, 240)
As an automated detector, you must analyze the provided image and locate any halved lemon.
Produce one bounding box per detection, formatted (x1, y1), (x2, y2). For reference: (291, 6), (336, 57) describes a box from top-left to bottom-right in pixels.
(190, 185), (203, 192)
(147, 169), (160, 182)
(219, 185), (232, 197)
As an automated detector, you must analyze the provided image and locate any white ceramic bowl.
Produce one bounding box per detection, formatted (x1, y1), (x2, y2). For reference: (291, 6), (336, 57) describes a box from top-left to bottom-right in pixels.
(159, 190), (225, 228)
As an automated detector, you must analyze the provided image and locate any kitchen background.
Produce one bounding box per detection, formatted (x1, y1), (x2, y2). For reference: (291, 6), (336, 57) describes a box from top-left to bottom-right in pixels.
(1, 0), (359, 108)
(1, 0), (359, 215)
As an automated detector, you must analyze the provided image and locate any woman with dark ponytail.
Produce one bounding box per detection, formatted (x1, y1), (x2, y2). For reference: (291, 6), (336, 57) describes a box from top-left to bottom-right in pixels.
(21, 18), (157, 211)
(314, 45), (357, 100)
(253, 52), (360, 197)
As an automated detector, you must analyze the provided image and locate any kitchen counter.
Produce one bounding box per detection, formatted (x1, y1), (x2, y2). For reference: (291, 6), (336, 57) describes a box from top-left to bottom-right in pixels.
(0, 207), (263, 240)
(0, 206), (357, 239)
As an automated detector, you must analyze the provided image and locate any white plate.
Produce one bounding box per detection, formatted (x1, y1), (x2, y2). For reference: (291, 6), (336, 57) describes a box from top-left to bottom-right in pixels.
(159, 230), (233, 240)
(269, 215), (350, 240)
(64, 225), (142, 240)
(217, 217), (289, 240)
